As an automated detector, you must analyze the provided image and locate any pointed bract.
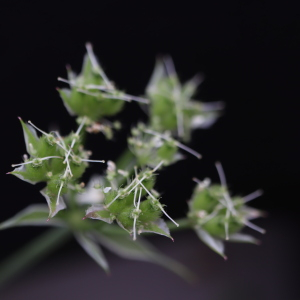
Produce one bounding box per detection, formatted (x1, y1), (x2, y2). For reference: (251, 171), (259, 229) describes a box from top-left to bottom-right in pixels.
(139, 218), (173, 240)
(74, 231), (109, 273)
(84, 205), (114, 224)
(0, 204), (65, 230)
(19, 117), (39, 156)
(40, 188), (66, 219)
(194, 226), (227, 259)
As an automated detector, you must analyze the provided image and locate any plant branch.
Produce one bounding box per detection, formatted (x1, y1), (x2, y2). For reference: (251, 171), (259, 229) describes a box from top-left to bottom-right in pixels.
(0, 228), (71, 289)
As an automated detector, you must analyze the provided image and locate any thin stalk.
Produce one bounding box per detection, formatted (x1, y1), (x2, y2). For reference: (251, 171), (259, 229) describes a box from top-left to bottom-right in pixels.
(0, 228), (71, 289)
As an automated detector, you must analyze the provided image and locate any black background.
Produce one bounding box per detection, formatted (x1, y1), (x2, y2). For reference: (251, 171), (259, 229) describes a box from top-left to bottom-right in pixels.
(0, 0), (299, 299)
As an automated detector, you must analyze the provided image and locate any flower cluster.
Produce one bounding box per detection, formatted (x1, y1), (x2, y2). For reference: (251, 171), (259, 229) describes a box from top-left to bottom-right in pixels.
(146, 56), (224, 142)
(84, 161), (176, 241)
(57, 43), (148, 122)
(1, 44), (265, 280)
(188, 163), (265, 258)
(9, 117), (104, 219)
(128, 123), (201, 168)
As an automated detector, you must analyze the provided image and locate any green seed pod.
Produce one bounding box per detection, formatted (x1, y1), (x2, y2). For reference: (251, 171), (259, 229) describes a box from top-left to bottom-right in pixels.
(138, 199), (162, 223)
(70, 156), (88, 179)
(63, 132), (82, 154)
(202, 215), (243, 239)
(94, 96), (125, 118)
(138, 176), (156, 198)
(157, 139), (178, 163)
(46, 174), (68, 196)
(48, 157), (66, 175)
(116, 206), (134, 231)
(150, 96), (177, 131)
(59, 88), (125, 121)
(36, 135), (59, 158)
(190, 185), (221, 213)
(105, 192), (134, 215)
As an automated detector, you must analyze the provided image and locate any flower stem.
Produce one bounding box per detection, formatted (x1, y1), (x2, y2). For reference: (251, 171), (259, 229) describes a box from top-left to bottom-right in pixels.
(0, 228), (71, 289)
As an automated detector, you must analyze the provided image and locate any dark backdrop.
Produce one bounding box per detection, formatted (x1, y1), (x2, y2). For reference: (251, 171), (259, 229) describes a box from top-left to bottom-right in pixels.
(0, 0), (299, 298)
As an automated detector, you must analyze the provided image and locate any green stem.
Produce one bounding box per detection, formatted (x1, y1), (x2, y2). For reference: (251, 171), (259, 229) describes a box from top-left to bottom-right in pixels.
(0, 228), (71, 289)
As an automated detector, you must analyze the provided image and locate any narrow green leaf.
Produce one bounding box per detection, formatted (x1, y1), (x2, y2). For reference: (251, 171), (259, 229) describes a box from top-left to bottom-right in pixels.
(94, 227), (196, 282)
(194, 226), (227, 259)
(74, 232), (109, 273)
(0, 228), (71, 288)
(0, 204), (65, 230)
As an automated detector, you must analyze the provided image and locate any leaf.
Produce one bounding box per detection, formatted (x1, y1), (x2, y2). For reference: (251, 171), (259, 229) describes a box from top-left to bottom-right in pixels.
(93, 226), (196, 282)
(0, 204), (65, 230)
(74, 231), (109, 273)
(228, 233), (259, 244)
(194, 226), (227, 259)
(139, 219), (173, 240)
(40, 188), (66, 219)
(84, 205), (114, 224)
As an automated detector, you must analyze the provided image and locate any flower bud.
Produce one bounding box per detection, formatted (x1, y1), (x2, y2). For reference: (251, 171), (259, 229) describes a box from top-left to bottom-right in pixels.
(57, 44), (128, 121)
(146, 57), (223, 142)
